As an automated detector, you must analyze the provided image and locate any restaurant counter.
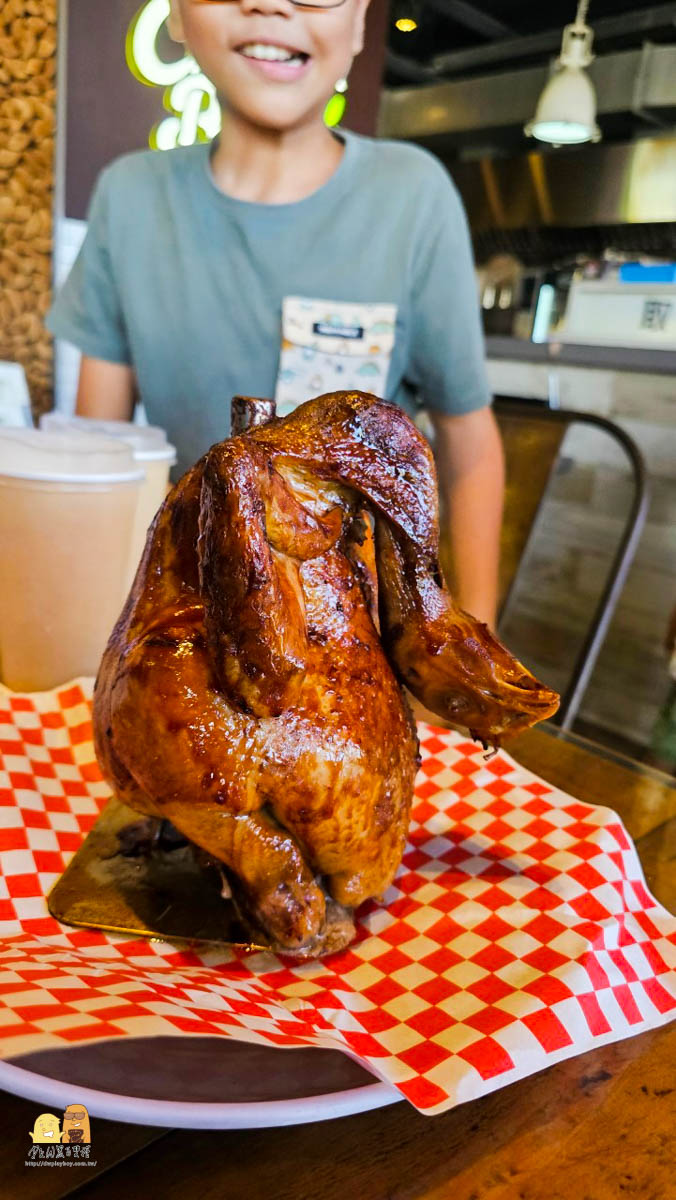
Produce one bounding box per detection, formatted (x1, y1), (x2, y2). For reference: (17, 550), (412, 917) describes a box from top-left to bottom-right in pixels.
(486, 335), (676, 377)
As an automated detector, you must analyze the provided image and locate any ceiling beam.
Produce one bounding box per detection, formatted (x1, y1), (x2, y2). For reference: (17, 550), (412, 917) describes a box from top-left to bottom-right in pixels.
(424, 0), (514, 40)
(386, 50), (438, 84)
(431, 2), (676, 76)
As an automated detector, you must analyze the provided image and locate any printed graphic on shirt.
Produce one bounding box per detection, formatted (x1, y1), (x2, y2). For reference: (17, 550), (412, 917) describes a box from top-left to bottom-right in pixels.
(275, 297), (398, 417)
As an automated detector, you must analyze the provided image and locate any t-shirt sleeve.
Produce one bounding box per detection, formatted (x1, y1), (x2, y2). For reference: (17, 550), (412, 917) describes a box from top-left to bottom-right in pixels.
(406, 161), (491, 416)
(46, 169), (132, 365)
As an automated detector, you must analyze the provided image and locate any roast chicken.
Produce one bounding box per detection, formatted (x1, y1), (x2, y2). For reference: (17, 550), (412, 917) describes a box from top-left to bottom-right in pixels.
(94, 391), (558, 956)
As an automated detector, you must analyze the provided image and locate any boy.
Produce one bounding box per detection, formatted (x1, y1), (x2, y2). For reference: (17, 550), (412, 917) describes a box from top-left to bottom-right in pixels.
(47, 0), (504, 626)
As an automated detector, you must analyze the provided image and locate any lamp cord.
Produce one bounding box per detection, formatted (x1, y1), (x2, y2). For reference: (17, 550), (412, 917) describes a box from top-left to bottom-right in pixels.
(576, 0), (589, 24)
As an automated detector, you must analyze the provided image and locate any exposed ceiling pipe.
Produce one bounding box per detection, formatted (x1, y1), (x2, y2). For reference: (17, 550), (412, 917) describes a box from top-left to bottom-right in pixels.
(631, 40), (671, 127)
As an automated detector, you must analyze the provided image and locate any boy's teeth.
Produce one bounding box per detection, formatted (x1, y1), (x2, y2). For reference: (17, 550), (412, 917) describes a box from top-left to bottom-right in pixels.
(240, 43), (304, 64)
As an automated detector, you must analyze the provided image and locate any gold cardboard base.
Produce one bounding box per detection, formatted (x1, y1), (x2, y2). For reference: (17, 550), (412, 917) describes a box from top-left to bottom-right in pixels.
(47, 798), (268, 952)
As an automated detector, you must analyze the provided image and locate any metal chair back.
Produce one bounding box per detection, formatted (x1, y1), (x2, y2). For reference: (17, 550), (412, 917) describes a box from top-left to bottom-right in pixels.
(494, 397), (650, 731)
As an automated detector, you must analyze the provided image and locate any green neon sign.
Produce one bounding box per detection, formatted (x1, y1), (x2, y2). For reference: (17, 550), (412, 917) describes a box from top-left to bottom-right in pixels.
(126, 0), (221, 149)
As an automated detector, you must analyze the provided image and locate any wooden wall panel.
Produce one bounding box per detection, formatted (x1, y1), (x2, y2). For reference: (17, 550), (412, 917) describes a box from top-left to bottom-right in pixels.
(65, 0), (166, 221)
(0, 0), (56, 417)
(344, 0), (390, 137)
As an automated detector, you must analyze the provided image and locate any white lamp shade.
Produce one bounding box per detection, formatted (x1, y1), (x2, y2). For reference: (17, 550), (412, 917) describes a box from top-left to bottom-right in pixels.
(525, 66), (601, 145)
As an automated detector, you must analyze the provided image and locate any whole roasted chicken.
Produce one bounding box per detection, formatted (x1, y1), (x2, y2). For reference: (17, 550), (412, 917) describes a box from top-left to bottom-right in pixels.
(94, 392), (558, 956)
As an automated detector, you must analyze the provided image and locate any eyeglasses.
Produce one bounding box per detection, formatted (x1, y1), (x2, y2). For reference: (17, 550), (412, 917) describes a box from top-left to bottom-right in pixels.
(192, 0), (349, 9)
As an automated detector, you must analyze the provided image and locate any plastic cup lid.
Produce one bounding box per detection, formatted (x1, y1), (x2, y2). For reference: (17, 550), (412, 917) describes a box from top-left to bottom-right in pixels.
(132, 444), (177, 463)
(0, 428), (144, 484)
(39, 413), (177, 464)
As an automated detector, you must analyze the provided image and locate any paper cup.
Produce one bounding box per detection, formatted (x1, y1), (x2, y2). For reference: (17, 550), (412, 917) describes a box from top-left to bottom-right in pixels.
(0, 429), (143, 690)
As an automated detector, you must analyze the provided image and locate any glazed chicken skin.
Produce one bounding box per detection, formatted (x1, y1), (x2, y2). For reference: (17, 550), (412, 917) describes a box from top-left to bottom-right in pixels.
(94, 391), (558, 956)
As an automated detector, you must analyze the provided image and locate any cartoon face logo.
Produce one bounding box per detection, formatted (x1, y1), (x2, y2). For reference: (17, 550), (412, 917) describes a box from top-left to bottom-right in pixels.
(30, 1113), (61, 1143)
(61, 1104), (91, 1144)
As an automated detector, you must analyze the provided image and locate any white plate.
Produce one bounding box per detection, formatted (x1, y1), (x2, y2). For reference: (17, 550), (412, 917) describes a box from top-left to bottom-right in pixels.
(2, 1036), (400, 1129)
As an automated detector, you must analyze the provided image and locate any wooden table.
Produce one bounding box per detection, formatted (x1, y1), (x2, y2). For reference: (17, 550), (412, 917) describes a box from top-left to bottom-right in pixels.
(4, 725), (676, 1200)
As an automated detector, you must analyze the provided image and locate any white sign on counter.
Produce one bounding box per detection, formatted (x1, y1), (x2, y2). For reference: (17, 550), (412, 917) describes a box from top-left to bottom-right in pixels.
(560, 281), (676, 349)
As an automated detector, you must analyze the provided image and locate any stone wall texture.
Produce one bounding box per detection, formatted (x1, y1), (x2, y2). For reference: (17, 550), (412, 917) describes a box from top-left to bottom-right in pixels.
(0, 0), (57, 417)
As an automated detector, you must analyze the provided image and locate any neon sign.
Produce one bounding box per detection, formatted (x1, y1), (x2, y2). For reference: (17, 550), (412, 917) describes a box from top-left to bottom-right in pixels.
(126, 0), (221, 150)
(126, 0), (345, 150)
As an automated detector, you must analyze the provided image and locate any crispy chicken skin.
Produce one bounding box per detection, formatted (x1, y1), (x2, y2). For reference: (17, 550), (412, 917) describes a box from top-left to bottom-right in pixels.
(94, 392), (558, 955)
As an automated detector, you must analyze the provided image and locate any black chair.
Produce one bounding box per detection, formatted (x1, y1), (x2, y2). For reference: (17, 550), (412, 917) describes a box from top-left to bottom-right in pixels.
(494, 396), (650, 732)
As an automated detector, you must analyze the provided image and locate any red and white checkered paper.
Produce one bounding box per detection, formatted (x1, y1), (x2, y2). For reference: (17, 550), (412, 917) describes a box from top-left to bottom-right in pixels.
(1, 680), (675, 1115)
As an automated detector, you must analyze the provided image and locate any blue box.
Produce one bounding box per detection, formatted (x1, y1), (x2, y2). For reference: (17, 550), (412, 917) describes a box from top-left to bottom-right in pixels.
(619, 263), (676, 284)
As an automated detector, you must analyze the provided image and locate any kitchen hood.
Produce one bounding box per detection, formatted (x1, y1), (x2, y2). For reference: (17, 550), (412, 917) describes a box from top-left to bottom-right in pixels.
(378, 44), (676, 227)
(379, 43), (676, 149)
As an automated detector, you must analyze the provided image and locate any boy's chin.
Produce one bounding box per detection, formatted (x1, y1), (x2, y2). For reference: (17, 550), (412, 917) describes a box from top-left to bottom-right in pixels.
(223, 88), (328, 134)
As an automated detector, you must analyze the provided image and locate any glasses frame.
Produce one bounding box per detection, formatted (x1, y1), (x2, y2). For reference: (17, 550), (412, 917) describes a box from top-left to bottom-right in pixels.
(193, 0), (349, 9)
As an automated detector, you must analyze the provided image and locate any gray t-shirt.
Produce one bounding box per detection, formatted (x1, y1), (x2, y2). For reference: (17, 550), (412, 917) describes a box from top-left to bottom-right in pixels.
(48, 131), (490, 478)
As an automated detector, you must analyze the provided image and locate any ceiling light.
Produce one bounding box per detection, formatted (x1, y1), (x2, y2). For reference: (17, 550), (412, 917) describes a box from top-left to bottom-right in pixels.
(525, 0), (601, 147)
(395, 18), (417, 33)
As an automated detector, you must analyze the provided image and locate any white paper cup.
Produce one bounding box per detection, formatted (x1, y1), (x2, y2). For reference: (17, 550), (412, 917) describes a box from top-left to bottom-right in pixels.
(0, 429), (143, 691)
(39, 414), (177, 587)
(125, 443), (177, 587)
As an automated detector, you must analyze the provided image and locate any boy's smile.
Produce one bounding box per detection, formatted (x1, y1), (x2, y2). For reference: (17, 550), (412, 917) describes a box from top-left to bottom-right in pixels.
(171, 0), (368, 134)
(236, 39), (311, 83)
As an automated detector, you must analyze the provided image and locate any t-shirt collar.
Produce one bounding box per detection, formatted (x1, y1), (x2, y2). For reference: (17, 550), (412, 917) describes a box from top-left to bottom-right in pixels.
(201, 129), (356, 215)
